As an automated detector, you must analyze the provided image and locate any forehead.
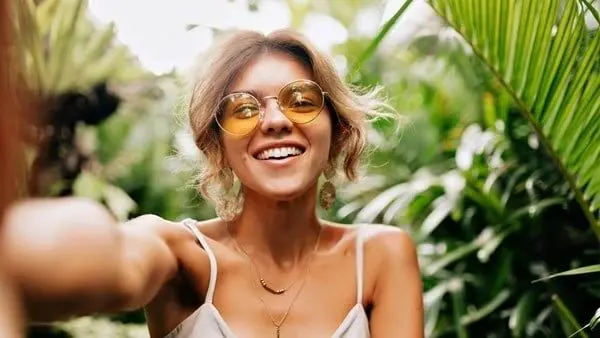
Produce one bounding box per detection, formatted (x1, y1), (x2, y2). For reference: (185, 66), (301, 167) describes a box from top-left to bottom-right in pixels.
(228, 52), (315, 95)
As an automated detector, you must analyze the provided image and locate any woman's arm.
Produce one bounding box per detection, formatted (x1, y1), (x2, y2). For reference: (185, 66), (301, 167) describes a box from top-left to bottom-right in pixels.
(0, 197), (180, 321)
(0, 266), (23, 338)
(369, 229), (424, 338)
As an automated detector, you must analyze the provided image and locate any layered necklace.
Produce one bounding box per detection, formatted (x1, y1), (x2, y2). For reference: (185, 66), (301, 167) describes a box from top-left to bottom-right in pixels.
(227, 224), (322, 337)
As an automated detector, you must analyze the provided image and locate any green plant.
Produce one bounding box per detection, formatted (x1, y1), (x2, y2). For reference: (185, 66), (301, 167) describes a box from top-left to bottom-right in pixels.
(13, 0), (144, 95)
(429, 0), (600, 237)
(341, 0), (600, 336)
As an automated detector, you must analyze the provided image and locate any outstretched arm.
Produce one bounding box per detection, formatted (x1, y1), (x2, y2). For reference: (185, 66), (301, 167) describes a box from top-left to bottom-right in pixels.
(1, 197), (179, 321)
(0, 266), (23, 338)
(369, 229), (424, 338)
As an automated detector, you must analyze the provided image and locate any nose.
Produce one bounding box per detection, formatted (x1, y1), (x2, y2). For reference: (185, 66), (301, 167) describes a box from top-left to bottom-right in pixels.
(259, 97), (293, 136)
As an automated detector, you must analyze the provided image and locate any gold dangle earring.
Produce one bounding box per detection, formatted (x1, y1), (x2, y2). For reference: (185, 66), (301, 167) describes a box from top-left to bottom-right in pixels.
(216, 167), (244, 221)
(319, 165), (336, 210)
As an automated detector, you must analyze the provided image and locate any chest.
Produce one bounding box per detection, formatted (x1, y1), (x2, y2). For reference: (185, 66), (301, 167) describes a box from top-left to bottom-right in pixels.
(149, 246), (374, 338)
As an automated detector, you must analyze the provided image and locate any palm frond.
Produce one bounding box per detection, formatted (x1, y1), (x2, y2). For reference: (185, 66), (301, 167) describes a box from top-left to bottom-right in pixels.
(349, 0), (415, 79)
(429, 0), (600, 238)
(13, 0), (146, 95)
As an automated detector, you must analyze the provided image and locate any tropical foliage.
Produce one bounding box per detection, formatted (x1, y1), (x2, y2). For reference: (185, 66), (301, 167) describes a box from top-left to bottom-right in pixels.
(341, 0), (600, 336)
(430, 0), (600, 238)
(9, 0), (600, 337)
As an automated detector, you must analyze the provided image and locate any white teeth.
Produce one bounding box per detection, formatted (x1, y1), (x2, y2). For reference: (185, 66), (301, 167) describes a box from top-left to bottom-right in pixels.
(257, 147), (303, 160)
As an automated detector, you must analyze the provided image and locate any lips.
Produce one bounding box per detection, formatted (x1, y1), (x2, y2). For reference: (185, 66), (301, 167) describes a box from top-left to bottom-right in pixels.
(256, 146), (304, 160)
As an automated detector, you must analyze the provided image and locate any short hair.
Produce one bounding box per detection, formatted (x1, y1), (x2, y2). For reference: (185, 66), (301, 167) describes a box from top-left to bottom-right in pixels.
(187, 29), (392, 204)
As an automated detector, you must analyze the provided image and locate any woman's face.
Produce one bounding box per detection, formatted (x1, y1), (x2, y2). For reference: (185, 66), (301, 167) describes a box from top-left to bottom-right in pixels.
(220, 52), (332, 201)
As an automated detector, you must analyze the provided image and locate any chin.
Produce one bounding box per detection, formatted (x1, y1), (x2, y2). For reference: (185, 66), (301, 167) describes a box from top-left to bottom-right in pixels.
(253, 180), (315, 202)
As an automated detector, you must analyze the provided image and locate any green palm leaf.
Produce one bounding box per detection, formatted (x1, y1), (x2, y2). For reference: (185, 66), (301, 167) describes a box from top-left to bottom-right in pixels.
(13, 0), (146, 95)
(428, 0), (600, 237)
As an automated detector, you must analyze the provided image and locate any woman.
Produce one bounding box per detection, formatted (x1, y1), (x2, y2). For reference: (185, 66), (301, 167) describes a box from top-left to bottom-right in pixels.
(3, 29), (423, 337)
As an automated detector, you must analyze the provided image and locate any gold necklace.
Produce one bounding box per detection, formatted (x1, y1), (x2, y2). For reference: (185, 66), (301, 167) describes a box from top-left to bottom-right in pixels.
(253, 268), (310, 338)
(227, 223), (322, 295)
(229, 224), (321, 338)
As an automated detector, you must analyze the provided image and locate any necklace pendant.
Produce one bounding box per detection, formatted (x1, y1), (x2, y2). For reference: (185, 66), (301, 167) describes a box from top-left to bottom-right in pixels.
(261, 278), (286, 295)
(276, 326), (280, 338)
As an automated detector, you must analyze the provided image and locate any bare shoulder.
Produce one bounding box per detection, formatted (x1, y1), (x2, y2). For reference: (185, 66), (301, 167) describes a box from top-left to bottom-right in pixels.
(121, 216), (229, 252)
(123, 214), (185, 239)
(326, 221), (414, 250)
(322, 221), (416, 258)
(360, 225), (423, 337)
(194, 218), (228, 242)
(357, 224), (418, 268)
(121, 215), (219, 248)
(362, 224), (415, 252)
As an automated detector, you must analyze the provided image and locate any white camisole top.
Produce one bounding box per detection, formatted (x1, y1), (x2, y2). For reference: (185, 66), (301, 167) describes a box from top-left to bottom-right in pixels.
(163, 219), (370, 338)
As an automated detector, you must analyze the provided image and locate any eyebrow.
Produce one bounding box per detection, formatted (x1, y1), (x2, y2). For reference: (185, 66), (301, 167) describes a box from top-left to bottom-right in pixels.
(228, 89), (264, 100)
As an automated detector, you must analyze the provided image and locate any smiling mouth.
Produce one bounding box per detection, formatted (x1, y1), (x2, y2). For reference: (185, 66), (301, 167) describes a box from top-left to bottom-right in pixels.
(255, 146), (305, 160)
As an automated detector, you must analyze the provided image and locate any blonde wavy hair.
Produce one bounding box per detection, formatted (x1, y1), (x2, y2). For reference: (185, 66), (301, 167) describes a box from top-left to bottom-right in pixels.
(187, 29), (392, 207)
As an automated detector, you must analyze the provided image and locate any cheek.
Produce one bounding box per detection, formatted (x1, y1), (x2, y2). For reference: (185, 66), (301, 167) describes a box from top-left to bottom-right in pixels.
(306, 111), (333, 158)
(221, 136), (249, 166)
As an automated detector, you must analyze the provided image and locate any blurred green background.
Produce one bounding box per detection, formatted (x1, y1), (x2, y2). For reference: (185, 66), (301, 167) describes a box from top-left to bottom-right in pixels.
(11, 0), (600, 337)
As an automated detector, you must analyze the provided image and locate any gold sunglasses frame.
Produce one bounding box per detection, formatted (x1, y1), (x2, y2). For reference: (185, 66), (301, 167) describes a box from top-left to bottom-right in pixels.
(214, 79), (328, 136)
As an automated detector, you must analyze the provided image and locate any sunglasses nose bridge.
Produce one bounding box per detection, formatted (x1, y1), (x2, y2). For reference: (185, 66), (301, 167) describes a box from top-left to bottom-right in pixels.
(258, 95), (294, 134)
(260, 95), (284, 120)
(262, 95), (280, 110)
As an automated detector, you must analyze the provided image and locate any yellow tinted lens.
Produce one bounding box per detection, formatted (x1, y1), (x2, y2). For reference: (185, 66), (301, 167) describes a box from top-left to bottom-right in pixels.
(279, 81), (324, 124)
(217, 93), (260, 135)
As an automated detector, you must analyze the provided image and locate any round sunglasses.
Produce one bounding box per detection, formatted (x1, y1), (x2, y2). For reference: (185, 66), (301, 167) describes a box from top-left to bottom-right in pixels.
(215, 79), (327, 136)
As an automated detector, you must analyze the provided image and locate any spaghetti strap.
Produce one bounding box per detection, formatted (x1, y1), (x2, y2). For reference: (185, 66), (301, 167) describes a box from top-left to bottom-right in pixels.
(355, 225), (365, 304)
(181, 218), (218, 304)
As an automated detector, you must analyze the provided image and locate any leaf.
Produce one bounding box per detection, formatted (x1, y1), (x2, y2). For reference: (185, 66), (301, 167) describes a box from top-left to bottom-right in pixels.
(423, 239), (479, 275)
(509, 291), (537, 337)
(424, 280), (457, 336)
(424, 278), (454, 308)
(590, 307), (600, 330)
(463, 184), (503, 221)
(355, 183), (411, 223)
(103, 184), (136, 222)
(354, 174), (437, 223)
(13, 0), (46, 90)
(35, 0), (62, 36)
(425, 299), (442, 338)
(46, 0), (86, 91)
(349, 0), (415, 79)
(505, 197), (565, 223)
(336, 201), (365, 220)
(533, 264), (600, 283)
(552, 294), (590, 338)
(418, 195), (454, 239)
(429, 0), (600, 238)
(69, 22), (118, 89)
(73, 170), (105, 201)
(14, 0), (142, 94)
(567, 307), (600, 338)
(424, 226), (510, 275)
(450, 279), (468, 338)
(476, 227), (512, 263)
(81, 46), (129, 90)
(425, 237), (479, 276)
(460, 289), (512, 325)
(501, 166), (528, 206)
(340, 175), (387, 201)
(580, 0), (600, 26)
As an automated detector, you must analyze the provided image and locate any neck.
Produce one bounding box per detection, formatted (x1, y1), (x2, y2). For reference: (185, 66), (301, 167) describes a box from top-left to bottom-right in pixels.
(228, 185), (322, 270)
